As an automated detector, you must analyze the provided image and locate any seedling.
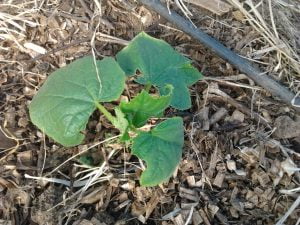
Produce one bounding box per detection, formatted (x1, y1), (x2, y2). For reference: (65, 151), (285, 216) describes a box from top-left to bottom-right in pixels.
(29, 32), (203, 186)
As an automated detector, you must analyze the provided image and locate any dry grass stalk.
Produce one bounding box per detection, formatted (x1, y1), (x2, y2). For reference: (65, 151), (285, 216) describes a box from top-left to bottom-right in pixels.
(275, 196), (300, 225)
(228, 0), (300, 84)
(183, 0), (232, 16)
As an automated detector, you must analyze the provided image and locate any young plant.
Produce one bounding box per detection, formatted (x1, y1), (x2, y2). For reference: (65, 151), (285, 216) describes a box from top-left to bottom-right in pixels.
(29, 32), (203, 186)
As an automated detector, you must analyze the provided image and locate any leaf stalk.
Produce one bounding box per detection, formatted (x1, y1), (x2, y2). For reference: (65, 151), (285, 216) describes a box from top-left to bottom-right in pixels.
(95, 102), (115, 124)
(144, 83), (152, 92)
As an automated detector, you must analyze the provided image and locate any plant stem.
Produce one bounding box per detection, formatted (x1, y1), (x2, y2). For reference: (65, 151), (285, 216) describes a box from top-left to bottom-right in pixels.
(95, 102), (115, 124)
(144, 83), (152, 92)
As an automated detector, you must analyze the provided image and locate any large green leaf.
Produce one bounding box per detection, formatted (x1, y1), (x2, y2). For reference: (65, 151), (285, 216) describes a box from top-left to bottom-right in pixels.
(29, 56), (126, 147)
(120, 86), (172, 128)
(116, 32), (202, 110)
(132, 117), (184, 186)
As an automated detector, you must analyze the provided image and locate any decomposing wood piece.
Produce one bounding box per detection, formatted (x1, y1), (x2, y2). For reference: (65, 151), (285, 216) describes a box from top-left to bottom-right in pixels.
(215, 211), (229, 225)
(198, 191), (229, 225)
(196, 107), (210, 130)
(199, 208), (211, 225)
(173, 214), (185, 225)
(192, 211), (203, 225)
(0, 127), (16, 149)
(207, 143), (219, 178)
(205, 84), (270, 126)
(145, 191), (160, 220)
(273, 116), (300, 139)
(275, 196), (300, 225)
(140, 0), (300, 113)
(179, 187), (200, 202)
(213, 171), (225, 188)
(209, 107), (228, 125)
(183, 0), (232, 16)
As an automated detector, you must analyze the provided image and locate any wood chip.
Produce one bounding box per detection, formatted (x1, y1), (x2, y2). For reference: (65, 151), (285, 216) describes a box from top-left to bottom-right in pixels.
(181, 202), (198, 209)
(231, 110), (245, 123)
(215, 211), (229, 225)
(80, 187), (105, 204)
(207, 144), (220, 178)
(24, 42), (47, 54)
(0, 128), (16, 149)
(209, 107), (228, 125)
(240, 147), (259, 165)
(187, 176), (196, 187)
(179, 187), (200, 202)
(229, 207), (239, 218)
(115, 200), (131, 211)
(173, 214), (185, 225)
(192, 211), (203, 225)
(162, 208), (181, 220)
(232, 10), (245, 22)
(273, 116), (300, 139)
(137, 215), (146, 223)
(199, 209), (211, 225)
(197, 107), (210, 131)
(281, 158), (298, 177)
(131, 201), (146, 217)
(226, 160), (236, 171)
(208, 204), (219, 218)
(213, 171), (225, 188)
(110, 178), (119, 187)
(252, 169), (271, 187)
(120, 181), (135, 191)
(145, 191), (160, 220)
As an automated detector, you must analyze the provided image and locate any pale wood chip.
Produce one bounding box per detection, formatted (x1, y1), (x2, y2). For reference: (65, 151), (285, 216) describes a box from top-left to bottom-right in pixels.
(231, 110), (245, 123)
(213, 171), (225, 188)
(187, 175), (196, 187)
(226, 160), (236, 171)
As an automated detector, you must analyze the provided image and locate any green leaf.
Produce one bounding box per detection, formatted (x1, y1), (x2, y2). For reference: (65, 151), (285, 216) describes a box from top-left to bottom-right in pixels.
(116, 32), (202, 110)
(120, 85), (172, 128)
(132, 117), (184, 186)
(78, 155), (96, 167)
(112, 108), (130, 141)
(29, 56), (126, 147)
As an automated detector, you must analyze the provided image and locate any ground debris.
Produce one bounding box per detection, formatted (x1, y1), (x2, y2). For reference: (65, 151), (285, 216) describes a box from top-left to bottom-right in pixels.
(183, 0), (232, 16)
(273, 115), (300, 139)
(0, 0), (299, 224)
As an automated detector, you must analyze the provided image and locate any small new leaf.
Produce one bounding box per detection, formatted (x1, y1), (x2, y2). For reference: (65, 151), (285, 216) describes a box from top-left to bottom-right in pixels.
(112, 108), (130, 141)
(120, 86), (172, 127)
(132, 117), (184, 186)
(29, 56), (126, 147)
(116, 32), (202, 110)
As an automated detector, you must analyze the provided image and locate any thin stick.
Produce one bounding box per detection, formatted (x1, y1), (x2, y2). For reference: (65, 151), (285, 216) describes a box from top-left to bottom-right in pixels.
(139, 0), (300, 112)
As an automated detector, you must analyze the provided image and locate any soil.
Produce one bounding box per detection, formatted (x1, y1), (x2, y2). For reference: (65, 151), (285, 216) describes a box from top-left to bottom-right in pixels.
(0, 1), (299, 225)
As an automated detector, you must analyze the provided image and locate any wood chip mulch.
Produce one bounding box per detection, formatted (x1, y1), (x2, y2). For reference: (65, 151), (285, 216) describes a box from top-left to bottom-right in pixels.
(0, 1), (299, 225)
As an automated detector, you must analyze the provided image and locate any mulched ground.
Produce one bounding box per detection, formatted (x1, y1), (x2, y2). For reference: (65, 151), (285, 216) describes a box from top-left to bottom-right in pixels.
(0, 1), (299, 225)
